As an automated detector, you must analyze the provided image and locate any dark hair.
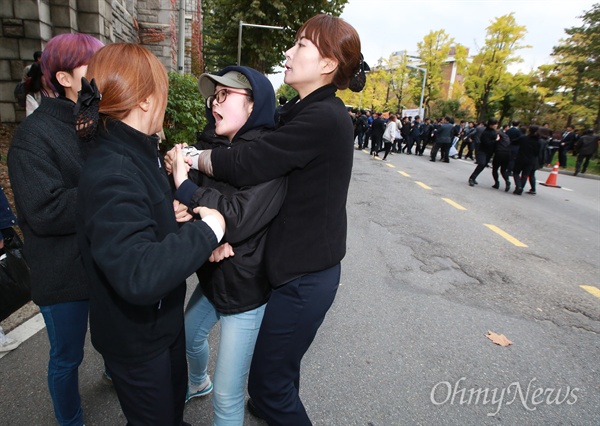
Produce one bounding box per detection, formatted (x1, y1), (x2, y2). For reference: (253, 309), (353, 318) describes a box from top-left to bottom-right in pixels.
(33, 51), (43, 61)
(511, 120), (520, 127)
(296, 14), (362, 91)
(528, 125), (540, 137)
(278, 95), (287, 105)
(486, 118), (498, 127)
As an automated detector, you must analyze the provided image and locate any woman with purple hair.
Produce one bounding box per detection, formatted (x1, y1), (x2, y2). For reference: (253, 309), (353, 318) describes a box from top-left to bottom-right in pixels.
(8, 33), (104, 426)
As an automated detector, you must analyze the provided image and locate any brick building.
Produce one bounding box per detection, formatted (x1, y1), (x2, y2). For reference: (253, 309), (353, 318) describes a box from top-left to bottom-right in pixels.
(1, 0), (198, 123)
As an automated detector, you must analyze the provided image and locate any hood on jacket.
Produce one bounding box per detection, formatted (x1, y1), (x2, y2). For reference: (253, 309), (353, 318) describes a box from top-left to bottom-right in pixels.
(200, 65), (275, 140)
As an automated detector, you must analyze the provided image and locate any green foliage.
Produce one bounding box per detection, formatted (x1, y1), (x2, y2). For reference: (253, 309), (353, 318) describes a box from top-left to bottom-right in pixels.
(202, 0), (349, 74)
(552, 3), (600, 130)
(430, 99), (470, 121)
(163, 72), (207, 152)
(276, 83), (298, 101)
(464, 13), (529, 122)
(417, 30), (455, 116)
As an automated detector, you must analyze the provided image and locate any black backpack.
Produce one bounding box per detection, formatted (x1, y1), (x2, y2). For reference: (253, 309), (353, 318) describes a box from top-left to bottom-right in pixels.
(14, 82), (26, 108)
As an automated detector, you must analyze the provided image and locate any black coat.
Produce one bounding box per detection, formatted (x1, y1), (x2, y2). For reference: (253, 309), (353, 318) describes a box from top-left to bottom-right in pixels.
(175, 127), (286, 314)
(371, 117), (386, 143)
(8, 97), (90, 306)
(211, 84), (354, 286)
(78, 119), (219, 363)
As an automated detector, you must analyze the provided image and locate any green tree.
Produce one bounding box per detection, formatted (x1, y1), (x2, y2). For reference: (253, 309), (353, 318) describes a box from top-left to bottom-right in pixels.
(275, 83), (298, 102)
(416, 29), (454, 118)
(552, 3), (600, 130)
(464, 13), (528, 122)
(202, 0), (348, 74)
(163, 72), (207, 152)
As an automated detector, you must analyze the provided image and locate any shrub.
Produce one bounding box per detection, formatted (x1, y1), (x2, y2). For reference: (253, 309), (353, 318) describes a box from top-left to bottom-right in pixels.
(163, 72), (207, 153)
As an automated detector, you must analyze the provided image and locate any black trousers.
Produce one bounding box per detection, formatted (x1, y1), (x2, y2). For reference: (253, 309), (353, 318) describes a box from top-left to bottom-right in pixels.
(248, 264), (341, 426)
(575, 154), (593, 174)
(104, 329), (188, 426)
(356, 130), (365, 149)
(470, 150), (492, 180)
(513, 163), (535, 190)
(382, 140), (393, 159)
(420, 139), (431, 155)
(370, 137), (381, 155)
(431, 142), (451, 161)
(492, 152), (510, 184)
(458, 139), (473, 159)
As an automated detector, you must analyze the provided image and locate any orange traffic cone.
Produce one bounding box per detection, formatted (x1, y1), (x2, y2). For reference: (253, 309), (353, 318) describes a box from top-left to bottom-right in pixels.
(540, 162), (561, 188)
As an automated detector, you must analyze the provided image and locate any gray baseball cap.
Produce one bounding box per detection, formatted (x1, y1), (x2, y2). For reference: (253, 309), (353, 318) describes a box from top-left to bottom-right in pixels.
(198, 70), (252, 97)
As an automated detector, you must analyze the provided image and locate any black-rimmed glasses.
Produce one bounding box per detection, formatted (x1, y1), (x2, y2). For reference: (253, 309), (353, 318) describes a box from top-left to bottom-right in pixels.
(206, 88), (251, 108)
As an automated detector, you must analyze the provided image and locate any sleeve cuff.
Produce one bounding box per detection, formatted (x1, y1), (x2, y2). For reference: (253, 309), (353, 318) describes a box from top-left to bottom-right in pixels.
(174, 179), (199, 206)
(201, 215), (224, 243)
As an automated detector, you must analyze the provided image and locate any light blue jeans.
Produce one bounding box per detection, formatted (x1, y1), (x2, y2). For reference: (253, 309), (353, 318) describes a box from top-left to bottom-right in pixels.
(185, 287), (266, 426)
(39, 300), (89, 426)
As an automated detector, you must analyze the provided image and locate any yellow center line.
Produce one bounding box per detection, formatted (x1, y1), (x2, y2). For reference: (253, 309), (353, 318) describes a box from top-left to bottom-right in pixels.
(385, 163), (396, 168)
(415, 181), (431, 190)
(442, 198), (467, 210)
(362, 149), (369, 154)
(398, 171), (411, 177)
(484, 224), (528, 247)
(580, 285), (600, 298)
(374, 156), (382, 161)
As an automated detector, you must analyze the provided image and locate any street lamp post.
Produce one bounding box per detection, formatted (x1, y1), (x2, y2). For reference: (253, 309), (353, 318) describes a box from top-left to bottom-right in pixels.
(237, 21), (285, 66)
(407, 64), (427, 117)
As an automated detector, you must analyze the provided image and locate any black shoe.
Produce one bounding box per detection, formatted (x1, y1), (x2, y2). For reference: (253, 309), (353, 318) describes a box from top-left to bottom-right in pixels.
(492, 183), (500, 189)
(469, 179), (475, 187)
(527, 189), (536, 195)
(430, 159), (436, 162)
(247, 399), (263, 419)
(443, 160), (450, 163)
(513, 187), (523, 195)
(505, 182), (511, 192)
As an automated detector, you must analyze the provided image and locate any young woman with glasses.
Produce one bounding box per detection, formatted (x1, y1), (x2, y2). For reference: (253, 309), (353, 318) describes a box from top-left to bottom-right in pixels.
(168, 13), (365, 425)
(168, 66), (286, 425)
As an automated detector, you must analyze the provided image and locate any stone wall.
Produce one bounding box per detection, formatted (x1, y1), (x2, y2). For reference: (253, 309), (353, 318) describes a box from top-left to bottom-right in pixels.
(0, 0), (194, 123)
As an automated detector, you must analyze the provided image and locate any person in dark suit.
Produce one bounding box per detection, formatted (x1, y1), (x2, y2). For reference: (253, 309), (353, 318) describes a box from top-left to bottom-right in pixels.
(468, 118), (499, 186)
(370, 112), (386, 157)
(409, 115), (422, 155)
(419, 118), (433, 156)
(558, 125), (577, 168)
(505, 120), (524, 175)
(574, 129), (599, 176)
(430, 116), (455, 162)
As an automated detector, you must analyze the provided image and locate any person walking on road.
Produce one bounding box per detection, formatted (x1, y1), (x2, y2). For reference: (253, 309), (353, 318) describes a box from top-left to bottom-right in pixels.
(469, 118), (499, 186)
(574, 129), (599, 176)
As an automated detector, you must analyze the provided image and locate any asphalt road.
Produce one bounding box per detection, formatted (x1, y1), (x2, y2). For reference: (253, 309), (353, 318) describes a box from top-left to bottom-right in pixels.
(0, 147), (598, 425)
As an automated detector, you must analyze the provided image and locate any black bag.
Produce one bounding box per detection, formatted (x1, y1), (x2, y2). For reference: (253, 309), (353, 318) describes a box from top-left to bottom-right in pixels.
(0, 234), (31, 321)
(14, 82), (26, 108)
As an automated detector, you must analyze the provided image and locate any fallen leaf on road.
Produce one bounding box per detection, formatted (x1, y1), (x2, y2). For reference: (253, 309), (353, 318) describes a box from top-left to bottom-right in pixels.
(485, 330), (513, 347)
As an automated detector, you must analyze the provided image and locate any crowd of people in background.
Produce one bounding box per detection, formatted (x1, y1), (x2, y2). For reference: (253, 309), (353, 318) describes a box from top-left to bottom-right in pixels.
(348, 108), (599, 194)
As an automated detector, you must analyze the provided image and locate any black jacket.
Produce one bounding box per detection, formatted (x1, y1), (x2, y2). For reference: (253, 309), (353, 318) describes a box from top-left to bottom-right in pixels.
(495, 131), (511, 154)
(575, 134), (599, 156)
(480, 127), (499, 155)
(175, 65), (286, 314)
(8, 97), (90, 306)
(515, 135), (542, 168)
(177, 130), (285, 313)
(211, 84), (354, 286)
(435, 123), (455, 144)
(78, 119), (219, 364)
(371, 117), (386, 142)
